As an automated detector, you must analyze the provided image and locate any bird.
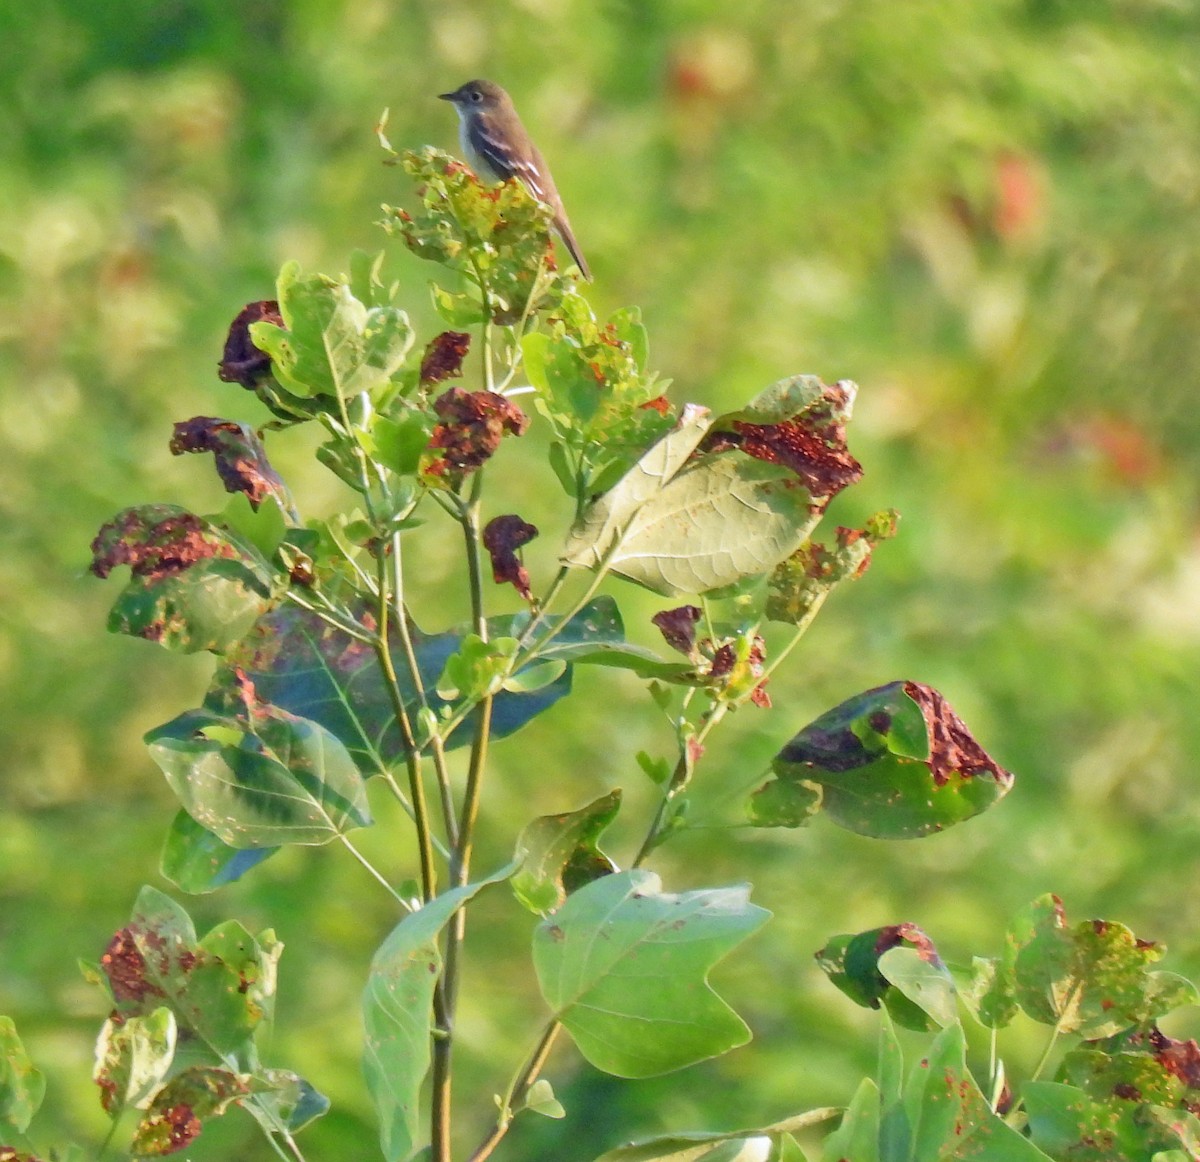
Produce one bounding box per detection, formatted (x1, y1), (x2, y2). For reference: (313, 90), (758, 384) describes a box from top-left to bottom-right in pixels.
(438, 79), (591, 281)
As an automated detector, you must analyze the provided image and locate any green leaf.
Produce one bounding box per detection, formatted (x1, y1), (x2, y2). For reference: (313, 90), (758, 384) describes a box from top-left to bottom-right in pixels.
(533, 869), (770, 1078)
(820, 1077), (879, 1162)
(756, 682), (1012, 838)
(523, 292), (671, 475)
(436, 635), (519, 700)
(374, 412), (436, 477)
(363, 864), (517, 1162)
(100, 887), (279, 1057)
(815, 925), (947, 1033)
(596, 1113), (835, 1161)
(146, 706), (372, 848)
(160, 810), (278, 894)
(1009, 895), (1191, 1037)
(250, 261), (414, 403)
(512, 790), (621, 914)
(823, 1013), (1053, 1162)
(93, 1007), (176, 1117)
(0, 1016), (45, 1134)
(746, 778), (823, 829)
(878, 946), (959, 1029)
(242, 1068), (330, 1135)
(521, 1078), (566, 1120)
(959, 954), (1020, 1030)
(91, 505), (280, 654)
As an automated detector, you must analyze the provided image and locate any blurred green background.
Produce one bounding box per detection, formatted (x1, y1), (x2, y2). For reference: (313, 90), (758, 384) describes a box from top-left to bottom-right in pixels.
(4, 1), (1200, 1158)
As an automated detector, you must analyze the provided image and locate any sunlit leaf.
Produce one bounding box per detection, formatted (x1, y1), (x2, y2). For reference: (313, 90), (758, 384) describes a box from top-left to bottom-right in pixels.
(93, 1008), (176, 1116)
(878, 946), (959, 1028)
(1009, 895), (1194, 1037)
(363, 865), (516, 1162)
(564, 405), (827, 596)
(533, 870), (769, 1078)
(512, 790), (621, 914)
(250, 261), (414, 403)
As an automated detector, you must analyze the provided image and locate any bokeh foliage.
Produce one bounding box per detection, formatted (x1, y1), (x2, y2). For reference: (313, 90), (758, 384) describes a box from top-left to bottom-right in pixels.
(4, 2), (1200, 1159)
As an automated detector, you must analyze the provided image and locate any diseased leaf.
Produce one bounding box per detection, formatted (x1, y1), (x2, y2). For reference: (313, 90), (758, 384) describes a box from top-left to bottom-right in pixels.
(146, 705), (372, 848)
(753, 681), (1013, 838)
(382, 148), (564, 324)
(363, 865), (516, 1162)
(94, 1008), (176, 1117)
(1009, 895), (1192, 1037)
(533, 870), (769, 1078)
(1023, 1080), (1200, 1162)
(512, 791), (621, 914)
(90, 505), (280, 654)
(130, 1065), (250, 1156)
(98, 887), (279, 1057)
(169, 418), (295, 516)
(815, 924), (947, 1033)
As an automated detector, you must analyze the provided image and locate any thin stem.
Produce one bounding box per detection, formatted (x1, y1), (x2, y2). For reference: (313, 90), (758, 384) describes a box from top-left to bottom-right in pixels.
(390, 531), (459, 849)
(284, 590), (375, 644)
(432, 479), (493, 1162)
(338, 834), (412, 910)
(1029, 1021), (1065, 1084)
(468, 1021), (563, 1162)
(96, 1112), (123, 1161)
(632, 700), (730, 868)
(513, 564), (571, 651)
(373, 551), (438, 903)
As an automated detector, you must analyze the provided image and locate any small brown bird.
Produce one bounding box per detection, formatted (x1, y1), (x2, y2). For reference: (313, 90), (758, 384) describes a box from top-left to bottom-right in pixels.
(438, 79), (591, 281)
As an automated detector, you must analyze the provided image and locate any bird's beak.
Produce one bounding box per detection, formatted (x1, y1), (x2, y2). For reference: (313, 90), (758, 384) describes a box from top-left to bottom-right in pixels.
(437, 92), (456, 102)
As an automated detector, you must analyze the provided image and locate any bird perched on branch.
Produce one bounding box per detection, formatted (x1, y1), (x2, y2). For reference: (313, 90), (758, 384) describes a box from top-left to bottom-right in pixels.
(439, 79), (591, 281)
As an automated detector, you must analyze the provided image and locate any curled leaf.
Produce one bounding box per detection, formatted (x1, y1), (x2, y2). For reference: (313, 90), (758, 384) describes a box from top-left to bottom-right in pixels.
(703, 377), (862, 500)
(419, 330), (471, 385)
(426, 387), (529, 477)
(170, 417), (293, 515)
(816, 923), (948, 1032)
(750, 681), (1013, 838)
(217, 300), (282, 389)
(483, 514), (538, 601)
(651, 606), (702, 658)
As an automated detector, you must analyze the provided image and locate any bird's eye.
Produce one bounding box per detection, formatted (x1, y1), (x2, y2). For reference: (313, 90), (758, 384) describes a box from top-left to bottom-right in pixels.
(470, 90), (482, 102)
